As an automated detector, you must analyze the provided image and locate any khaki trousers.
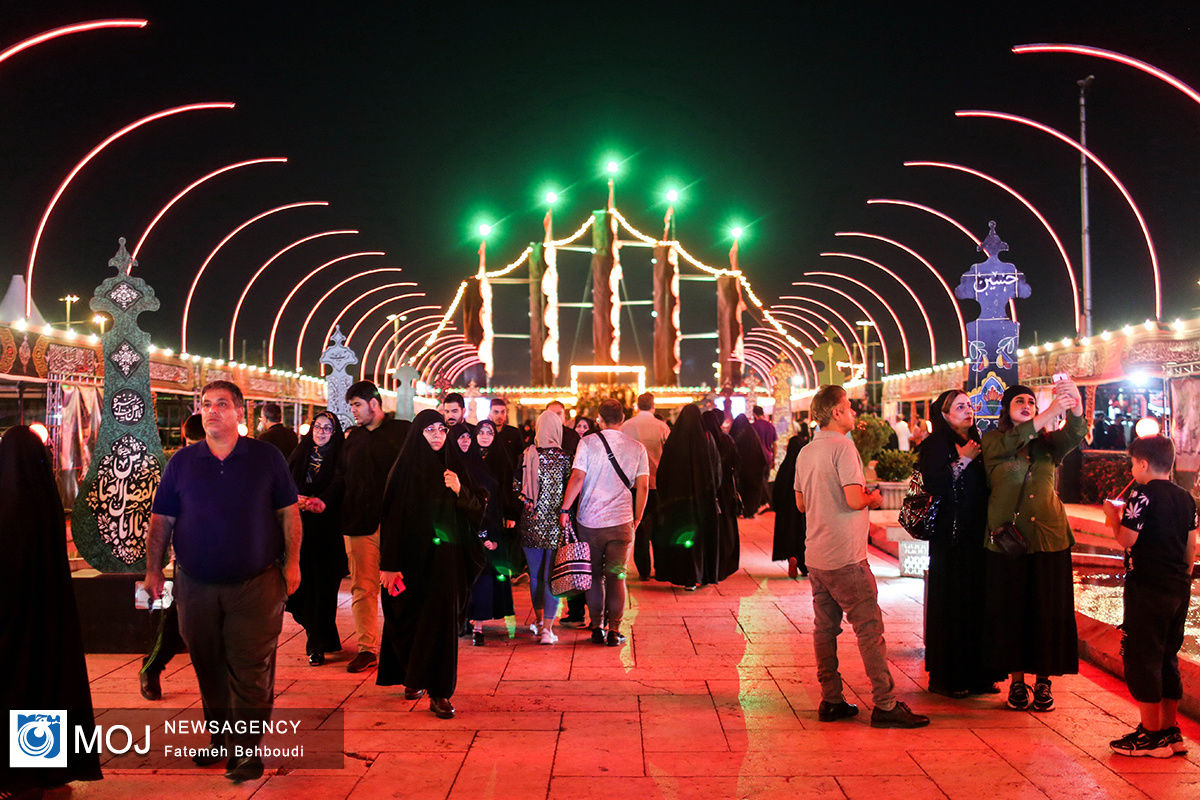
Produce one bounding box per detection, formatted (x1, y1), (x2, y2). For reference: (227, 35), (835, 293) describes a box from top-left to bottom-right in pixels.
(343, 529), (381, 654)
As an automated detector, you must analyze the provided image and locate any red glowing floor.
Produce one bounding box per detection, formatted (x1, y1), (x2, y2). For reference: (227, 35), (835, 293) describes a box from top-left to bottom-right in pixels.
(56, 514), (1200, 799)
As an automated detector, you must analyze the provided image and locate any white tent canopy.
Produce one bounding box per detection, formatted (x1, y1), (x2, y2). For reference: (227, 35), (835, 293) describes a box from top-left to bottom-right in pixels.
(0, 275), (48, 326)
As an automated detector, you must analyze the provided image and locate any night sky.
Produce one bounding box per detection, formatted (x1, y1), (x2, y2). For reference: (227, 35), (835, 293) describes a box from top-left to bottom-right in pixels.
(2, 2), (1198, 385)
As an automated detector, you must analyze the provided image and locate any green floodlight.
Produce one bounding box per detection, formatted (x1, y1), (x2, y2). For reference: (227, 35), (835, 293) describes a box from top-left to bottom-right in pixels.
(478, 223), (493, 237)
(545, 190), (559, 205)
(731, 226), (744, 240)
(666, 188), (679, 203)
(606, 160), (620, 175)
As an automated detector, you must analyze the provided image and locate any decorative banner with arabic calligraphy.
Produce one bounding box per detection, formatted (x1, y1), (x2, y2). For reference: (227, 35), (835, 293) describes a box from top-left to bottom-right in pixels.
(72, 239), (166, 572)
(956, 222), (1030, 433)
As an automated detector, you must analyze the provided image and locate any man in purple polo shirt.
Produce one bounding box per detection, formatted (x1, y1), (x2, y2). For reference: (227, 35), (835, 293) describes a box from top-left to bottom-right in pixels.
(144, 380), (301, 782)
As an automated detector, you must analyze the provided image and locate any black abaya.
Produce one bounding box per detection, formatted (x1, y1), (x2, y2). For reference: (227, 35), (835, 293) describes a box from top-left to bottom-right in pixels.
(920, 391), (1004, 692)
(771, 435), (806, 571)
(703, 410), (742, 581)
(450, 423), (515, 622)
(0, 426), (102, 793)
(653, 405), (720, 587)
(377, 410), (485, 699)
(731, 415), (768, 517)
(286, 411), (348, 655)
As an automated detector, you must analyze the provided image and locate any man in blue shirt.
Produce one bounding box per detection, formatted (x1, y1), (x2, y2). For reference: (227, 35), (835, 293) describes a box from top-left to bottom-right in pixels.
(144, 380), (301, 783)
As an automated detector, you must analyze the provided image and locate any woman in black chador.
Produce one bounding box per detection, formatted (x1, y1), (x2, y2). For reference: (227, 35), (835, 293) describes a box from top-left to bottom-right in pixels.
(451, 422), (516, 645)
(731, 414), (768, 517)
(377, 410), (485, 719)
(0, 426), (102, 793)
(654, 405), (720, 588)
(286, 410), (348, 666)
(702, 409), (742, 580)
(771, 434), (807, 579)
(921, 389), (1003, 697)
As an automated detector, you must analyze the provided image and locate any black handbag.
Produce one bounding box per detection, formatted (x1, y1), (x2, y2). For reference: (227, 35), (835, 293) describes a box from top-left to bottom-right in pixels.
(898, 468), (940, 541)
(989, 456), (1032, 557)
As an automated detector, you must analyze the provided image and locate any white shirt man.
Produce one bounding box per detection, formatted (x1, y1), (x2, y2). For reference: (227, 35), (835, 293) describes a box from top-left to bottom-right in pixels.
(892, 416), (911, 451)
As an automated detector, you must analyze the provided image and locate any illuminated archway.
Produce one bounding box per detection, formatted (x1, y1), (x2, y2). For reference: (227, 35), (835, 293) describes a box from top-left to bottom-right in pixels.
(820, 252), (938, 364)
(180, 201), (328, 353)
(26, 101), (235, 318)
(804, 272), (911, 370)
(0, 19), (146, 66)
(791, 282), (891, 373)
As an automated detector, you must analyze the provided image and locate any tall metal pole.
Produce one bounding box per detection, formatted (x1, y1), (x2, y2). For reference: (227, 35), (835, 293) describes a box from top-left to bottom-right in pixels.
(1079, 75), (1095, 337)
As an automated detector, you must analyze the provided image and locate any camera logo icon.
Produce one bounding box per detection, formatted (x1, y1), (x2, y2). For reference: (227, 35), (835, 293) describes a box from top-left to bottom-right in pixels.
(9, 711), (67, 768)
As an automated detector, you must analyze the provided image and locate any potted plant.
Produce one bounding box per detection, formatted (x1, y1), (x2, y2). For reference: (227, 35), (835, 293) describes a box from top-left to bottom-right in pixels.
(873, 449), (916, 510)
(851, 413), (891, 467)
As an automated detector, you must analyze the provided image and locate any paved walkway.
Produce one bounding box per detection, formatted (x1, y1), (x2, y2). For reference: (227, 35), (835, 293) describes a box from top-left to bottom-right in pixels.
(60, 514), (1199, 799)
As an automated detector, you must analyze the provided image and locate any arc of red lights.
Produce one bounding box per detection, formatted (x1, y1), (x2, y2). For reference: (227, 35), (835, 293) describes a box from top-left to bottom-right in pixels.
(804, 271), (911, 371)
(957, 109), (1161, 320)
(267, 252), (386, 366)
(330, 302), (439, 377)
(447, 357), (485, 384)
(132, 157), (288, 262)
(739, 342), (782, 382)
(377, 316), (446, 386)
(0, 19), (147, 66)
(229, 230), (360, 359)
(865, 199), (1018, 322)
(769, 309), (830, 346)
(744, 327), (816, 387)
(25, 101), (235, 318)
(344, 293), (425, 355)
(778, 298), (865, 360)
(835, 232), (967, 356)
(180, 201), (328, 353)
(818, 252), (937, 363)
(440, 350), (486, 385)
(296, 281), (419, 371)
(362, 313), (449, 383)
(427, 343), (483, 383)
(771, 305), (858, 362)
(904, 161), (1081, 333)
(791, 281), (891, 373)
(308, 275), (428, 371)
(731, 351), (776, 390)
(415, 335), (471, 375)
(1013, 44), (1200, 108)
(305, 289), (420, 374)
(375, 318), (445, 384)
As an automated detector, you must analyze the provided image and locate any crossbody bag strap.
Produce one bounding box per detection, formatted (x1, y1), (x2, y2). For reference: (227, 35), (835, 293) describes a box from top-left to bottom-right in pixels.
(597, 431), (634, 492)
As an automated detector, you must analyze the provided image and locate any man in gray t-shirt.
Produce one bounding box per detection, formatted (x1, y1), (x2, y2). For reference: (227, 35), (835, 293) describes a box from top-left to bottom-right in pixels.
(794, 386), (929, 729)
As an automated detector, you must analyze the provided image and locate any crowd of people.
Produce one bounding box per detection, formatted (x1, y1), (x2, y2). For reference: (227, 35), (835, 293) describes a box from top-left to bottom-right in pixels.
(4, 373), (1194, 792)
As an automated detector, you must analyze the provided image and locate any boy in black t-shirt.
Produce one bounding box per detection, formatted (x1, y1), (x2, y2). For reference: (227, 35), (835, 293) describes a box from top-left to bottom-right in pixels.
(1103, 435), (1197, 758)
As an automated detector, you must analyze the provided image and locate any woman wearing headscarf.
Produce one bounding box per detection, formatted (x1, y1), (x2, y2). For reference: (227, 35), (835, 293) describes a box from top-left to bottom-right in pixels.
(653, 405), (720, 588)
(982, 381), (1086, 713)
(377, 409), (485, 719)
(517, 410), (574, 644)
(0, 426), (102, 793)
(286, 410), (348, 666)
(731, 414), (769, 517)
(771, 434), (807, 579)
(703, 409), (742, 580)
(451, 422), (515, 645)
(920, 390), (1002, 697)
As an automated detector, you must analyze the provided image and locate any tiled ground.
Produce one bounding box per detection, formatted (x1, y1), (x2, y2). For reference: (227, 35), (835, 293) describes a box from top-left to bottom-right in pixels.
(58, 514), (1199, 799)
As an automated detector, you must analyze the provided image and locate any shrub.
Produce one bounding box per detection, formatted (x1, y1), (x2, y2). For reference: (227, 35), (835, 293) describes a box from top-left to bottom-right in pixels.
(874, 449), (917, 482)
(852, 413), (892, 464)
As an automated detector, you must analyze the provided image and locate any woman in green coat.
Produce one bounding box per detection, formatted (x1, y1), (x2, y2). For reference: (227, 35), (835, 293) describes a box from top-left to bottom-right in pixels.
(982, 381), (1086, 714)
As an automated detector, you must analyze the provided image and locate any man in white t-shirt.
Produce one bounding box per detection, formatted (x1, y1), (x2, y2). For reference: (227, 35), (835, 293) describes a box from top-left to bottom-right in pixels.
(559, 398), (649, 646)
(892, 416), (911, 451)
(794, 385), (929, 729)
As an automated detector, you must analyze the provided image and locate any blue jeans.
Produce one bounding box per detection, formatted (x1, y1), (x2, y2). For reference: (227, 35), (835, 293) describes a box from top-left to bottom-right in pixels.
(523, 547), (560, 619)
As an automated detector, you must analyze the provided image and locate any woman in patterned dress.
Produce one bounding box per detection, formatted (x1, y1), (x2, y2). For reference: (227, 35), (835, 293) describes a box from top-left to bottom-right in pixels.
(518, 410), (574, 644)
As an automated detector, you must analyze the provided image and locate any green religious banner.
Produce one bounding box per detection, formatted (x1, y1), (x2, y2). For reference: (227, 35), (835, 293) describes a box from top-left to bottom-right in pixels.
(72, 238), (166, 572)
(812, 328), (849, 387)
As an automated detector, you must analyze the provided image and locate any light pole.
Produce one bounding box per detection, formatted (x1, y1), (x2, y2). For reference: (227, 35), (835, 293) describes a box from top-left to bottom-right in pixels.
(60, 294), (80, 329)
(857, 320), (878, 407)
(92, 313), (108, 336)
(1079, 75), (1095, 337)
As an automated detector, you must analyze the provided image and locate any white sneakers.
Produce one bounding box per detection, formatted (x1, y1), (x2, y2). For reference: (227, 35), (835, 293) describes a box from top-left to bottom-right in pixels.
(539, 628), (559, 645)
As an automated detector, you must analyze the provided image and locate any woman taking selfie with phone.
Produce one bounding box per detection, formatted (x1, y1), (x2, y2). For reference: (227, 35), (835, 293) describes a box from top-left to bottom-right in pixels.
(981, 380), (1087, 714)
